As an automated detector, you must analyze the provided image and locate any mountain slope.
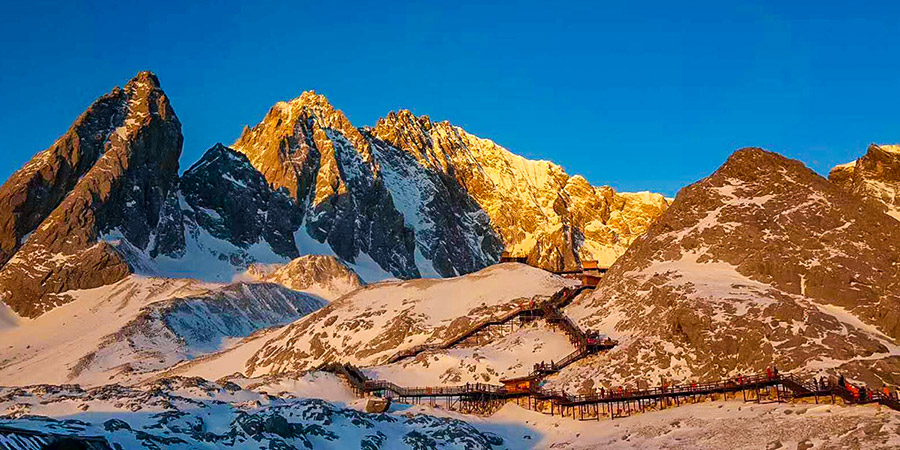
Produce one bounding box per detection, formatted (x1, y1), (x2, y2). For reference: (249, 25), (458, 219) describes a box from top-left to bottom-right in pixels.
(240, 263), (573, 376)
(0, 277), (325, 387)
(0, 72), (183, 317)
(554, 147), (900, 391)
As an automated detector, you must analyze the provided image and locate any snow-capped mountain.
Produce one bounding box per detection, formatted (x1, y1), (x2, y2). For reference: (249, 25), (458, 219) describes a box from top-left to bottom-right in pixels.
(0, 72), (667, 318)
(370, 109), (669, 272)
(552, 147), (900, 391)
(232, 94), (669, 278)
(0, 72), (182, 318)
(4, 71), (900, 449)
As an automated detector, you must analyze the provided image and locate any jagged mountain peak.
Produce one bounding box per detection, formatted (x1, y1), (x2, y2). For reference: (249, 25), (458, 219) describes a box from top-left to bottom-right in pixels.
(0, 72), (183, 317)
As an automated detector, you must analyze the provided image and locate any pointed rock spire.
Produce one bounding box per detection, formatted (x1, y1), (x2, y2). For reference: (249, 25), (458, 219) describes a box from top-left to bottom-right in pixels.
(0, 71), (183, 317)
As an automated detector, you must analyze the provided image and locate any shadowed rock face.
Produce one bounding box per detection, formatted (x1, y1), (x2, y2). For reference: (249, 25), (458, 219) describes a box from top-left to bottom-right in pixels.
(830, 143), (900, 221)
(0, 72), (183, 317)
(0, 88), (127, 266)
(180, 144), (301, 258)
(233, 93), (421, 278)
(556, 148), (900, 390)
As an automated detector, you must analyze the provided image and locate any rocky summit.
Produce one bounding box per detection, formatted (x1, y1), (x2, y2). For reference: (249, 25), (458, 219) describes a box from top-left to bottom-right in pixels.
(556, 147), (900, 391)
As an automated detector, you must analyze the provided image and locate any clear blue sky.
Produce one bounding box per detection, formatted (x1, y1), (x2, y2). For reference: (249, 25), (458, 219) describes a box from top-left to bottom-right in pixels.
(1, 1), (897, 196)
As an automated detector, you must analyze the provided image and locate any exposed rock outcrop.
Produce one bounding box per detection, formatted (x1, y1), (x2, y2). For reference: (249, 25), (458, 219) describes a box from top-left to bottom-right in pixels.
(830, 143), (900, 220)
(245, 255), (363, 301)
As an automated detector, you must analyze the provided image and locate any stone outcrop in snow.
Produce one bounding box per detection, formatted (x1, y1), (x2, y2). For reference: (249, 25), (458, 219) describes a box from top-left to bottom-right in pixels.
(830, 143), (900, 221)
(554, 147), (900, 392)
(245, 255), (363, 301)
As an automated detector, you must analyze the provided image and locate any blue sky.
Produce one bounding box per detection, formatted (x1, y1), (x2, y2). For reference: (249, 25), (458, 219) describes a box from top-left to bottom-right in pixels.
(1, 1), (897, 196)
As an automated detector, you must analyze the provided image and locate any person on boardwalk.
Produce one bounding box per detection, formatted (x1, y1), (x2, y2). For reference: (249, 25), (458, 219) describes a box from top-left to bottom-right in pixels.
(766, 366), (773, 380)
(883, 384), (890, 399)
(773, 365), (779, 378)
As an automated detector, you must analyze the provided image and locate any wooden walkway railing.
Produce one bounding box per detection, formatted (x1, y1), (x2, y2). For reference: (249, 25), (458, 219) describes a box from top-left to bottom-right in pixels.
(322, 363), (900, 417)
(384, 285), (595, 365)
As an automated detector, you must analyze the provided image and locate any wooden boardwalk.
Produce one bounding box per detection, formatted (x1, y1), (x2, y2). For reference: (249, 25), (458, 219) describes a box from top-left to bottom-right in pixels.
(322, 285), (900, 419)
(324, 361), (900, 418)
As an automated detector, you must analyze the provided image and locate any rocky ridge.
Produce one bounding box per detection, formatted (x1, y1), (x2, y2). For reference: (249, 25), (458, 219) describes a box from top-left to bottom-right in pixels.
(0, 74), (667, 319)
(371, 109), (670, 271)
(230, 92), (668, 277)
(554, 147), (900, 392)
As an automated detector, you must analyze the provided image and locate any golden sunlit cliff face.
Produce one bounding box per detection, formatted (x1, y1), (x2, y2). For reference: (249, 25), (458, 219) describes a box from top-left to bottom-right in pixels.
(231, 93), (668, 274)
(830, 143), (900, 221)
(371, 109), (669, 270)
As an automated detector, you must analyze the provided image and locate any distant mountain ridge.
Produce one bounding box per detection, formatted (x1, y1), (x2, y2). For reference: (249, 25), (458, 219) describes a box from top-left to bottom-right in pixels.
(0, 72), (668, 317)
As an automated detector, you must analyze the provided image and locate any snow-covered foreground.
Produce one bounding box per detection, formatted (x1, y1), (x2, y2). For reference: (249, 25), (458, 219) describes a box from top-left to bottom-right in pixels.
(482, 399), (900, 449)
(0, 375), (510, 449)
(3, 372), (899, 450)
